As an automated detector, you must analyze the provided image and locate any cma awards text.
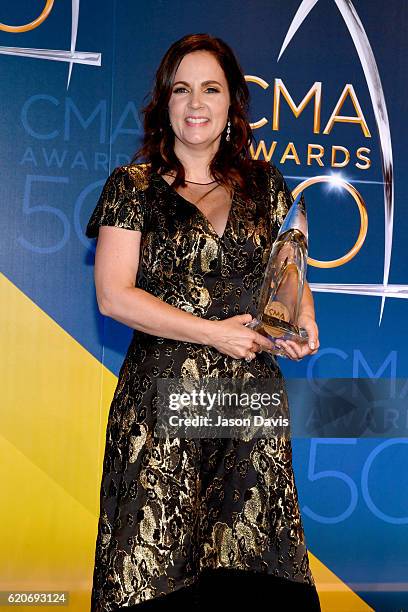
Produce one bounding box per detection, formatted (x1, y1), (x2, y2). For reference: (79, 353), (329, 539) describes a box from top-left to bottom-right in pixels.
(247, 78), (372, 169)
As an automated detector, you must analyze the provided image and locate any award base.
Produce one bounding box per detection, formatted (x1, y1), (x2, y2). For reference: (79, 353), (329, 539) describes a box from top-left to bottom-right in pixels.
(245, 314), (308, 358)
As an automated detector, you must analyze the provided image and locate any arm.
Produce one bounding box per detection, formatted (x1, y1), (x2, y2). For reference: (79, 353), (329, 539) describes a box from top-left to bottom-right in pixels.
(299, 280), (315, 322)
(93, 224), (273, 358)
(269, 164), (319, 359)
(94, 225), (214, 345)
(275, 280), (320, 359)
(298, 281), (319, 350)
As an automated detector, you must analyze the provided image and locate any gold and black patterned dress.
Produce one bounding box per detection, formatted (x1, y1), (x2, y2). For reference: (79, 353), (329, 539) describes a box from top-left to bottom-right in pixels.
(85, 161), (317, 611)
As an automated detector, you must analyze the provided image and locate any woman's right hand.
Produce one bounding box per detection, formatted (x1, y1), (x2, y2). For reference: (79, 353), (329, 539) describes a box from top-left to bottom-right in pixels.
(207, 313), (274, 360)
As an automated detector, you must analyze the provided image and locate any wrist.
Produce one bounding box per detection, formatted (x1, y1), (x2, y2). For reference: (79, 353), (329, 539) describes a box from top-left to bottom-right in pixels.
(197, 317), (216, 346)
(298, 311), (315, 323)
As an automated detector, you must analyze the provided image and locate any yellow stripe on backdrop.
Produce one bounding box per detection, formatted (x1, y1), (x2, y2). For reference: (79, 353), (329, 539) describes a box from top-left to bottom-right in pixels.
(308, 553), (374, 611)
(0, 272), (374, 611)
(0, 272), (117, 610)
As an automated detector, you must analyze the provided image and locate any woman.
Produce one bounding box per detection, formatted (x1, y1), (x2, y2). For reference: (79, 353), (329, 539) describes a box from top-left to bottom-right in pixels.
(86, 33), (320, 611)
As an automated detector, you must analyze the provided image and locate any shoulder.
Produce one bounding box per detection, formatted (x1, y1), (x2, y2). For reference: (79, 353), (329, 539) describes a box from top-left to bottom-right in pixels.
(246, 160), (292, 221)
(85, 164), (150, 239)
(250, 159), (285, 182)
(108, 162), (152, 192)
(246, 159), (286, 192)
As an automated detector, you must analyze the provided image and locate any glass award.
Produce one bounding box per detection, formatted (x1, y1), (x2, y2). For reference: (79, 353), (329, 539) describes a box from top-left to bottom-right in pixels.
(246, 192), (309, 358)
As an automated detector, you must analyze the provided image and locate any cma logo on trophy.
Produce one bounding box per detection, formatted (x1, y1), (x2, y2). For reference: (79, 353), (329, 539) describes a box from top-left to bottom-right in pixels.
(0, 0), (101, 89)
(275, 0), (407, 321)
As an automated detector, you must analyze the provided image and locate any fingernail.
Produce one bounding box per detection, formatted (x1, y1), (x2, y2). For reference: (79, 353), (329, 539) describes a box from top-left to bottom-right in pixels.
(309, 341), (315, 349)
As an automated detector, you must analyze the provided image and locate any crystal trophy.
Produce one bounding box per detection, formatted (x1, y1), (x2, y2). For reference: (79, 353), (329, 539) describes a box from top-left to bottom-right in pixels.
(246, 192), (309, 358)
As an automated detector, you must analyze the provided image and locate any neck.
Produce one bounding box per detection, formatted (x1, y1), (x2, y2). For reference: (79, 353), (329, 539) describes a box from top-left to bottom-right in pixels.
(173, 136), (221, 182)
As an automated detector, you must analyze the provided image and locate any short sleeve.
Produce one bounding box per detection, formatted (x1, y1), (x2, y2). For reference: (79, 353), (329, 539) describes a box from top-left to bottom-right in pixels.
(268, 163), (293, 229)
(85, 166), (147, 239)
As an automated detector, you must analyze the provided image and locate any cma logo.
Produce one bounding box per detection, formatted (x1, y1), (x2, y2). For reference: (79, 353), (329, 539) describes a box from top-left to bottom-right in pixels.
(0, 0), (101, 89)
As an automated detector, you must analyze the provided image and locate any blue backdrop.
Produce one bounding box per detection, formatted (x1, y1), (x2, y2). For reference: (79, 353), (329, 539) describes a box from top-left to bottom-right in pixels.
(1, 2), (407, 610)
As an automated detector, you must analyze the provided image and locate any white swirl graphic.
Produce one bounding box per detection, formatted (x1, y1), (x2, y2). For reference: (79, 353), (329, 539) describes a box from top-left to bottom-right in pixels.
(278, 0), (407, 322)
(0, 0), (101, 89)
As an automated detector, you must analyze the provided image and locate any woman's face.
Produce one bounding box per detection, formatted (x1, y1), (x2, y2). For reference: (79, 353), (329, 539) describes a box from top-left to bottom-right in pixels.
(168, 50), (231, 151)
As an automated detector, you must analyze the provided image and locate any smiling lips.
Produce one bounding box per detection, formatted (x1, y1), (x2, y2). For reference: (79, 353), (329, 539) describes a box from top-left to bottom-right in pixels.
(185, 116), (209, 126)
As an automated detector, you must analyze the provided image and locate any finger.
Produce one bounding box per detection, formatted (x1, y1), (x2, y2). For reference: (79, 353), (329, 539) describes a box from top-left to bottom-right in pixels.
(275, 340), (298, 360)
(284, 340), (306, 360)
(303, 341), (320, 356)
(302, 337), (320, 356)
(303, 326), (319, 351)
(284, 340), (304, 359)
(254, 333), (274, 350)
(290, 338), (320, 359)
(282, 347), (299, 360)
(307, 335), (319, 351)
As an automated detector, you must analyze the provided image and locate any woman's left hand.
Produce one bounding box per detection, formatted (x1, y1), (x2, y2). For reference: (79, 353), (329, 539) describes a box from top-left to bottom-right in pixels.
(274, 314), (320, 361)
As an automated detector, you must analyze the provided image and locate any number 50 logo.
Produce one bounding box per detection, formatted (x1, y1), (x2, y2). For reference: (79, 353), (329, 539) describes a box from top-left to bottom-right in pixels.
(0, 0), (101, 88)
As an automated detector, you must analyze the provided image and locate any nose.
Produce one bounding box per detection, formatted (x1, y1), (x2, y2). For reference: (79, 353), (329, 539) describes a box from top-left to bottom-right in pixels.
(188, 88), (204, 109)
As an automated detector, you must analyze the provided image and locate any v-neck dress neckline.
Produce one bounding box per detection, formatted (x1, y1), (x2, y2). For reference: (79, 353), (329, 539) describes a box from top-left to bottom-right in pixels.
(155, 172), (235, 241)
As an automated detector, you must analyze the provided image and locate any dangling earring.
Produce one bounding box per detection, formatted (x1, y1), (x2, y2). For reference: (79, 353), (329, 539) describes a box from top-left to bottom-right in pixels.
(226, 118), (231, 142)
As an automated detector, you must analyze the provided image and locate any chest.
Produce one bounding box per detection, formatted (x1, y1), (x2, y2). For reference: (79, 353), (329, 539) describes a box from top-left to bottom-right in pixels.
(176, 186), (233, 239)
(138, 188), (273, 283)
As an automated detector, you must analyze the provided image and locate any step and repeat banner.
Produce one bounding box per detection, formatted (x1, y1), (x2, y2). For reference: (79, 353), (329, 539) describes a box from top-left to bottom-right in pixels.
(1, 1), (407, 611)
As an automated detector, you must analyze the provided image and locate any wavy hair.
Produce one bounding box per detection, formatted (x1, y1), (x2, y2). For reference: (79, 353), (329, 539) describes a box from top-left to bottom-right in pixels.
(131, 33), (266, 198)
